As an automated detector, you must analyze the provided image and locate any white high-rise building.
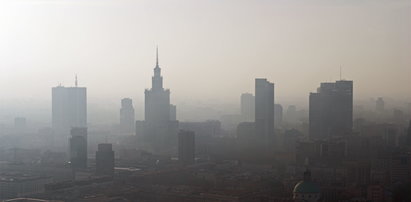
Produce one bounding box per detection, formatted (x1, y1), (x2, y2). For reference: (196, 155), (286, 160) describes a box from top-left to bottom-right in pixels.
(52, 77), (87, 136)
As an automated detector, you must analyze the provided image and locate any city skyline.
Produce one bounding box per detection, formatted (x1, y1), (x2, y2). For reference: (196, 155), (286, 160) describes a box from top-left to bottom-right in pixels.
(0, 1), (409, 201)
(0, 0), (409, 108)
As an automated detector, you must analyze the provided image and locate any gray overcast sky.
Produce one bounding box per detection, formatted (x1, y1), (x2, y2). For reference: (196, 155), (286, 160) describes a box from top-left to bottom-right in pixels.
(0, 0), (410, 109)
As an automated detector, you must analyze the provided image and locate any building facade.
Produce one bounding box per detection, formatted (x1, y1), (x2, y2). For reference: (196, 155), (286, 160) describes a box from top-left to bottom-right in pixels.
(241, 93), (255, 122)
(255, 78), (275, 145)
(52, 83), (87, 135)
(178, 130), (195, 165)
(142, 48), (178, 153)
(309, 80), (353, 140)
(96, 143), (115, 176)
(120, 98), (135, 133)
(274, 104), (283, 129)
(69, 127), (87, 169)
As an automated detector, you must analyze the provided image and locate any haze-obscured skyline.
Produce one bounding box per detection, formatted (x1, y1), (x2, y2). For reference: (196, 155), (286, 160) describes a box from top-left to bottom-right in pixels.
(0, 0), (410, 118)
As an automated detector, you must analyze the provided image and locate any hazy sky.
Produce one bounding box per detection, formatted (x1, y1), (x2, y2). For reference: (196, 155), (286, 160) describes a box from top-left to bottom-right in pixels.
(0, 0), (410, 117)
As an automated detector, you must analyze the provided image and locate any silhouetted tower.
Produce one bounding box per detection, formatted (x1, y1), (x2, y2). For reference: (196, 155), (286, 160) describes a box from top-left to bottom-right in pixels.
(178, 130), (195, 165)
(69, 127), (87, 169)
(309, 80), (353, 140)
(274, 104), (283, 128)
(145, 48), (170, 123)
(96, 143), (115, 176)
(241, 93), (255, 121)
(52, 77), (87, 135)
(255, 78), (274, 144)
(143, 48), (178, 153)
(120, 98), (135, 133)
(376, 97), (384, 113)
(286, 105), (298, 124)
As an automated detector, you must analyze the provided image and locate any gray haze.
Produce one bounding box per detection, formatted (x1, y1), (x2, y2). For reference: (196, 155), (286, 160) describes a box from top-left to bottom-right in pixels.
(0, 0), (410, 123)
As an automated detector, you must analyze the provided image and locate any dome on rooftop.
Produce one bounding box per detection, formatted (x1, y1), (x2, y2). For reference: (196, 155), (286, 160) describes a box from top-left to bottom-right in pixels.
(293, 168), (320, 194)
(293, 180), (320, 193)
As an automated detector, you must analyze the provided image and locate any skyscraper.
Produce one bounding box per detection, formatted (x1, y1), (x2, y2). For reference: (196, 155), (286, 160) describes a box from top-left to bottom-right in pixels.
(145, 48), (171, 124)
(96, 143), (115, 176)
(178, 130), (195, 165)
(309, 80), (353, 140)
(241, 93), (255, 121)
(52, 77), (87, 135)
(69, 127), (87, 169)
(142, 48), (178, 152)
(120, 98), (135, 133)
(274, 104), (283, 129)
(255, 78), (274, 144)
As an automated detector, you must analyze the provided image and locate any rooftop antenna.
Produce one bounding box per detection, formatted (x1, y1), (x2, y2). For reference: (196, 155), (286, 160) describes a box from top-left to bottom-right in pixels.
(75, 74), (78, 87)
(339, 65), (342, 80)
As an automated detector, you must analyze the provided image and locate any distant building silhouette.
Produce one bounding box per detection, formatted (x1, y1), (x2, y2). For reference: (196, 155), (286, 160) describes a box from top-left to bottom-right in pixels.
(393, 109), (405, 125)
(120, 98), (135, 133)
(309, 80), (353, 140)
(52, 80), (87, 135)
(96, 143), (114, 176)
(180, 120), (221, 154)
(255, 79), (274, 145)
(69, 127), (87, 169)
(170, 104), (177, 121)
(286, 105), (298, 124)
(145, 48), (170, 123)
(376, 97), (384, 113)
(241, 93), (255, 121)
(274, 104), (283, 129)
(142, 48), (178, 153)
(178, 130), (195, 165)
(237, 122), (255, 143)
(407, 120), (411, 146)
(179, 120), (221, 138)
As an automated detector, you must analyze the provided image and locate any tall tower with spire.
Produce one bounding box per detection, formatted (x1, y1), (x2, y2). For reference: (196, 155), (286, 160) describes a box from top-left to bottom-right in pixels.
(142, 48), (178, 153)
(145, 48), (170, 123)
(152, 47), (163, 91)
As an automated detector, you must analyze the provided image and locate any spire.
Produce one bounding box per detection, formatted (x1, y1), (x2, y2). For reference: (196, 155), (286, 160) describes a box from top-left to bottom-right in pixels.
(152, 46), (163, 90)
(156, 46), (159, 67)
(75, 74), (78, 87)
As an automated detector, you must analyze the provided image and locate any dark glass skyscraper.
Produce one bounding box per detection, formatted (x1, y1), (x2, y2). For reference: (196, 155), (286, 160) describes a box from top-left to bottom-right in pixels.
(255, 78), (274, 145)
(309, 80), (353, 140)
